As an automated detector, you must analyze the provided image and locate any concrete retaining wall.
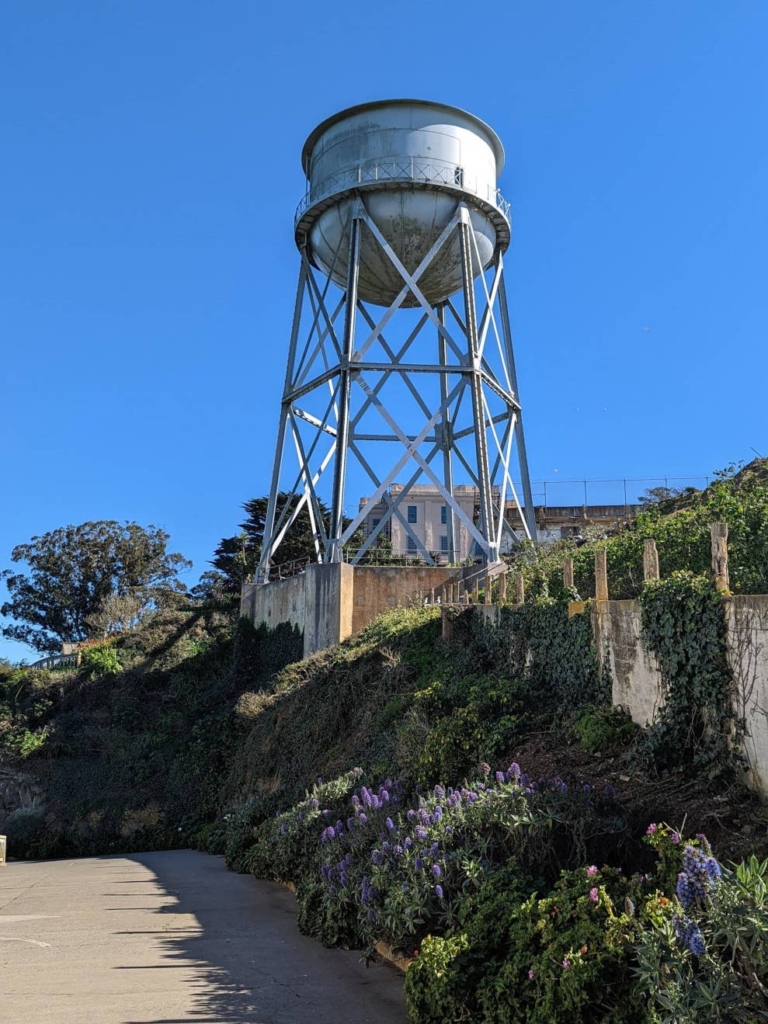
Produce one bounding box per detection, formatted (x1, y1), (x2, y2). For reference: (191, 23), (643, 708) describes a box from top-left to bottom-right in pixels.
(588, 595), (768, 798)
(592, 601), (664, 729)
(241, 563), (466, 658)
(349, 566), (466, 635)
(726, 596), (768, 797)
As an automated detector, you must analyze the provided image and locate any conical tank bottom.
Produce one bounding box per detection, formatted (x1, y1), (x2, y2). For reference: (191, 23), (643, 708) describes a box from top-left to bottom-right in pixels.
(308, 189), (496, 308)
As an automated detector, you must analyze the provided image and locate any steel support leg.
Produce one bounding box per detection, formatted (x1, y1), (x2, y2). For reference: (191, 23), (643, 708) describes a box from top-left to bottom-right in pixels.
(257, 260), (309, 582)
(436, 303), (457, 561)
(458, 210), (497, 563)
(328, 207), (361, 561)
(498, 272), (537, 542)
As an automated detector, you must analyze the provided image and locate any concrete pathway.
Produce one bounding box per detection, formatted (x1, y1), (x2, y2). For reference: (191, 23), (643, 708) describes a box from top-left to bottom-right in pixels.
(0, 849), (407, 1024)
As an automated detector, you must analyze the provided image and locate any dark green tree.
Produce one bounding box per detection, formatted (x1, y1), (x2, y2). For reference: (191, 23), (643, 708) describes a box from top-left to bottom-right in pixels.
(1, 521), (192, 654)
(209, 493), (332, 594)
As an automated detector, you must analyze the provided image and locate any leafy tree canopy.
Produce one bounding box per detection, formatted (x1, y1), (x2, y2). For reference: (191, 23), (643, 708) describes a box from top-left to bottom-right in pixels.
(1, 521), (192, 654)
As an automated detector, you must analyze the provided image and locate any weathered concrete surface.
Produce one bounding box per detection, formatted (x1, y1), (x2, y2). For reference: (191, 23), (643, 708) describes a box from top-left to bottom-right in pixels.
(592, 600), (664, 728)
(0, 850), (406, 1024)
(727, 595), (768, 798)
(350, 565), (464, 635)
(242, 563), (468, 657)
(242, 573), (306, 640)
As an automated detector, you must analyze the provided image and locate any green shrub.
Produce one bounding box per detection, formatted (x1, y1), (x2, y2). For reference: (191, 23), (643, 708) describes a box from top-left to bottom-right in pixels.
(80, 642), (122, 678)
(404, 863), (534, 1023)
(19, 728), (48, 758)
(573, 706), (639, 753)
(405, 862), (644, 1024)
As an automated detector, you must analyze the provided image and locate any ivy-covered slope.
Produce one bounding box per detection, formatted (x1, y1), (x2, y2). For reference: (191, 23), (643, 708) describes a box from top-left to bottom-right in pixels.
(0, 605), (301, 857)
(516, 457), (768, 600)
(2, 566), (768, 1021)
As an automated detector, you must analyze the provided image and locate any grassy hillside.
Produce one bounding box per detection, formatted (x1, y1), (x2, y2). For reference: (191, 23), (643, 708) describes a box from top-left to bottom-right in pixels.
(2, 461), (768, 1021)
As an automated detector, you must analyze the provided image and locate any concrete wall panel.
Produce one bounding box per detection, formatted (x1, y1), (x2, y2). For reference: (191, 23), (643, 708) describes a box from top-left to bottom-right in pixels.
(593, 601), (664, 728)
(727, 595), (768, 798)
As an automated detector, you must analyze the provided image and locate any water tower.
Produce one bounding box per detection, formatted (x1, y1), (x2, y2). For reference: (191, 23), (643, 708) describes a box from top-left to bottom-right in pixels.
(256, 99), (536, 581)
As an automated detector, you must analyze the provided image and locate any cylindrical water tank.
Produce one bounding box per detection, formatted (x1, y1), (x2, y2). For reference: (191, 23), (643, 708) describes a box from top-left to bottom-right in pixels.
(295, 100), (511, 308)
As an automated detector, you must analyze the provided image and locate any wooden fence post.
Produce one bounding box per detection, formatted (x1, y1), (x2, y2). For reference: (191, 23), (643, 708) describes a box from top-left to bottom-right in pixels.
(711, 523), (729, 591)
(515, 573), (525, 605)
(484, 575), (492, 605)
(595, 549), (609, 601)
(472, 578), (479, 603)
(498, 572), (507, 604)
(643, 538), (660, 581)
(563, 557), (574, 590)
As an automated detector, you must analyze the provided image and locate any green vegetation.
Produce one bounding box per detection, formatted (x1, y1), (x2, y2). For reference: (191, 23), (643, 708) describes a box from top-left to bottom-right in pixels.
(2, 462), (768, 1021)
(1, 520), (191, 653)
(514, 460), (768, 601)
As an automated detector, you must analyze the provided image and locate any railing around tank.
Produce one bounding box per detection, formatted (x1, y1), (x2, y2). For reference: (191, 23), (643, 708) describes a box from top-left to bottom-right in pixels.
(295, 158), (511, 225)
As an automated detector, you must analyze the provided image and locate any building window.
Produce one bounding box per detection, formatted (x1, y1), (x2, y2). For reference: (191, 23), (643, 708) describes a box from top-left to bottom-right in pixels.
(407, 505), (417, 524)
(371, 518), (380, 529)
(440, 505), (447, 524)
(440, 535), (449, 552)
(407, 536), (417, 553)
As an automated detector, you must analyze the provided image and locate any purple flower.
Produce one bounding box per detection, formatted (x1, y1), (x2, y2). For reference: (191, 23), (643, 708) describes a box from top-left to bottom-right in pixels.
(434, 785), (445, 798)
(589, 887), (599, 902)
(432, 863), (442, 877)
(358, 812), (368, 824)
(562, 959), (571, 969)
(586, 865), (598, 877)
(385, 817), (395, 831)
(380, 789), (390, 804)
(673, 914), (706, 956)
(527, 969), (534, 980)
(414, 825), (428, 840)
(646, 823), (657, 835)
(496, 771), (505, 783)
(415, 857), (423, 871)
(434, 884), (444, 898)
(671, 833), (681, 845)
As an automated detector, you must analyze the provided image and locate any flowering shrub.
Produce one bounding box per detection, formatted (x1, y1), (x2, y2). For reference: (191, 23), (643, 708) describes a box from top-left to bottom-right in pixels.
(634, 825), (768, 1022)
(309, 765), (548, 951)
(406, 862), (646, 1024)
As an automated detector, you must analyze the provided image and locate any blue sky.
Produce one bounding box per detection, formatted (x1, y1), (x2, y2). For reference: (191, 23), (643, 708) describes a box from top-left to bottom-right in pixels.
(2, 2), (767, 660)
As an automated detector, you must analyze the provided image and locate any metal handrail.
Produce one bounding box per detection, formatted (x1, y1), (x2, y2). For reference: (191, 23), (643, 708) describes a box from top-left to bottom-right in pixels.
(295, 158), (511, 225)
(30, 652), (80, 671)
